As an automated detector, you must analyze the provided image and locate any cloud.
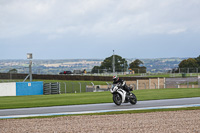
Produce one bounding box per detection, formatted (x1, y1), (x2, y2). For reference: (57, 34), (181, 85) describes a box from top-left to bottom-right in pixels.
(168, 28), (187, 34)
(0, 0), (200, 39)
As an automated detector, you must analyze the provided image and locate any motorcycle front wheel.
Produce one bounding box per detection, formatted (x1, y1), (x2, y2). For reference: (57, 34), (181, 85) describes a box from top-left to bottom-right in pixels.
(113, 93), (122, 106)
(129, 93), (137, 105)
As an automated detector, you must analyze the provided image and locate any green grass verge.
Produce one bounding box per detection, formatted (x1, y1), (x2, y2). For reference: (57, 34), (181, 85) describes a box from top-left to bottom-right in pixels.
(0, 88), (200, 109)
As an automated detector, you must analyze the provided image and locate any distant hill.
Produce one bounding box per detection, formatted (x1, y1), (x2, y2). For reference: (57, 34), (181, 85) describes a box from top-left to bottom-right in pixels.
(0, 58), (186, 74)
(128, 58), (186, 73)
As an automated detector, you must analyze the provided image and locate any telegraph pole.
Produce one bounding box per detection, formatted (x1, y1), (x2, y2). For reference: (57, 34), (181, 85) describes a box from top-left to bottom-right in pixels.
(112, 50), (115, 73)
(27, 53), (32, 82)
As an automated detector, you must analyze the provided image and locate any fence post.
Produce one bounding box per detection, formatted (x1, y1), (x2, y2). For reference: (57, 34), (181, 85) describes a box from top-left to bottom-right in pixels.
(72, 82), (74, 93)
(164, 78), (166, 88)
(106, 82), (110, 89)
(176, 82), (179, 88)
(58, 82), (60, 94)
(79, 82), (81, 93)
(64, 82), (66, 94)
(158, 78), (160, 89)
(49, 83), (51, 94)
(91, 82), (95, 92)
(149, 78), (151, 89)
(133, 84), (137, 90)
(136, 80), (138, 90)
(143, 83), (146, 89)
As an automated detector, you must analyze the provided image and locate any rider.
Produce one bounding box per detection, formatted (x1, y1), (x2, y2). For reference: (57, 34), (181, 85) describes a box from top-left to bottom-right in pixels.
(112, 76), (130, 94)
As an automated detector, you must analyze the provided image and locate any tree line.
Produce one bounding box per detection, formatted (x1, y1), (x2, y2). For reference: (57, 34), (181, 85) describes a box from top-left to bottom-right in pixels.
(172, 55), (200, 73)
(91, 55), (146, 73)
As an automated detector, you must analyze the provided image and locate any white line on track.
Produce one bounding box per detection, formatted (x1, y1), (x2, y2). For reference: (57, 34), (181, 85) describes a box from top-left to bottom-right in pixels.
(1, 104), (200, 119)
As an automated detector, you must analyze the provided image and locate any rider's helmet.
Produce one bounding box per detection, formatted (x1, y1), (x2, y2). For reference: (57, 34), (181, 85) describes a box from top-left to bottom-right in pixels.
(113, 76), (119, 82)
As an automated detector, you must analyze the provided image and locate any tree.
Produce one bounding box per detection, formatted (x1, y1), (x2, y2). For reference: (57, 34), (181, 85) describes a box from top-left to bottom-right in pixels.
(178, 58), (199, 73)
(8, 69), (17, 73)
(129, 59), (143, 68)
(91, 55), (128, 73)
(195, 55), (200, 66)
(178, 58), (198, 68)
(91, 66), (101, 73)
(129, 59), (146, 73)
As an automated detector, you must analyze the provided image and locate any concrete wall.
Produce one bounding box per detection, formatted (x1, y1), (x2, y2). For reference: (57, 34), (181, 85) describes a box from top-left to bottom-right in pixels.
(126, 78), (165, 90)
(0, 82), (16, 96)
(16, 82), (43, 96)
(89, 78), (165, 90)
(76, 77), (199, 90)
(0, 82), (43, 96)
(178, 84), (199, 88)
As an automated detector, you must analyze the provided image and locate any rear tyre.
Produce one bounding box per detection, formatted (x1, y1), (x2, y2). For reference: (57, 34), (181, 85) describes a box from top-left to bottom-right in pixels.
(129, 93), (137, 105)
(113, 93), (122, 106)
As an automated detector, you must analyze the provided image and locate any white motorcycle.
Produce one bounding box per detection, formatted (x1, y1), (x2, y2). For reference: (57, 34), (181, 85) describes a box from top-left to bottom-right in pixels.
(110, 83), (137, 106)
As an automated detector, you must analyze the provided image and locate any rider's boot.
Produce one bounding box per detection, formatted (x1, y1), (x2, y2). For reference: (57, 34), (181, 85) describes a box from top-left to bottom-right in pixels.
(126, 91), (131, 98)
(127, 91), (130, 95)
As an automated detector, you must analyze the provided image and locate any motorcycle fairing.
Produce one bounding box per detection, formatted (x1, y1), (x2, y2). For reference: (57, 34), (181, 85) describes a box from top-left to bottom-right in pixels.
(116, 89), (126, 103)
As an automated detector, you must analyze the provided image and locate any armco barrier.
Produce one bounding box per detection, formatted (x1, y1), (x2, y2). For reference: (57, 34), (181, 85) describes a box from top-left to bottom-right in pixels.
(0, 81), (43, 96)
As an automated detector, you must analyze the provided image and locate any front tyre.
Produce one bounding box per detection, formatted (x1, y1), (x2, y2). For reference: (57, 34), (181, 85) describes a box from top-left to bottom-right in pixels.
(130, 93), (137, 105)
(113, 93), (122, 106)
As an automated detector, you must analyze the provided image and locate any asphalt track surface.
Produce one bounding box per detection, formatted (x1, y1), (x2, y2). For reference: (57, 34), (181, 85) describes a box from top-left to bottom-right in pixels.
(1, 97), (200, 119)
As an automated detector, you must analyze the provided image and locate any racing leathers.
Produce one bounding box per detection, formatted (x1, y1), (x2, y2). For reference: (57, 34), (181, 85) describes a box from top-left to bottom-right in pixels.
(113, 78), (130, 93)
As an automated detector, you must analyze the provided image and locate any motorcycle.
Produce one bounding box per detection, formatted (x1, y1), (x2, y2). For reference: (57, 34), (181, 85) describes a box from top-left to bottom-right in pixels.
(110, 83), (137, 106)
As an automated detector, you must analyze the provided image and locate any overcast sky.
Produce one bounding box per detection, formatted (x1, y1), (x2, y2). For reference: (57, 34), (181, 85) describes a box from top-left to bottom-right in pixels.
(0, 0), (200, 59)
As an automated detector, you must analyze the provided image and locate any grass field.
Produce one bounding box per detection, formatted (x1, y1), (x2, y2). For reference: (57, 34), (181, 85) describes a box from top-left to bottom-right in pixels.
(0, 88), (200, 109)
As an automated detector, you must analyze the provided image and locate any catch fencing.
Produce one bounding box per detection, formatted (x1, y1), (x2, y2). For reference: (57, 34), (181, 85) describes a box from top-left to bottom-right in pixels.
(57, 82), (112, 94)
(45, 77), (200, 93)
(165, 77), (200, 89)
(0, 77), (200, 94)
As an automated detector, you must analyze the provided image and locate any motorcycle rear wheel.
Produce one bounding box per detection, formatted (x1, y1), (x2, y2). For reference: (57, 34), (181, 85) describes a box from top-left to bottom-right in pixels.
(129, 93), (137, 105)
(113, 93), (122, 106)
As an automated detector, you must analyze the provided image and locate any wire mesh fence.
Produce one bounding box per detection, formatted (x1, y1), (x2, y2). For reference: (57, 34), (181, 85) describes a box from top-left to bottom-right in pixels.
(59, 82), (90, 93)
(57, 82), (113, 93)
(0, 77), (199, 94)
(165, 77), (200, 89)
